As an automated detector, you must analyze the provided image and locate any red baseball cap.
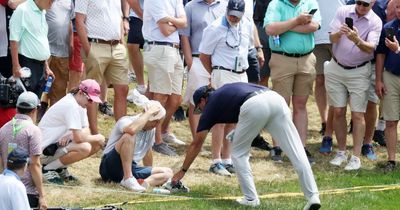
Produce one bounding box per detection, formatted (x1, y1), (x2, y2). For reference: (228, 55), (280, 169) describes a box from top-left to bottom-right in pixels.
(79, 79), (102, 103)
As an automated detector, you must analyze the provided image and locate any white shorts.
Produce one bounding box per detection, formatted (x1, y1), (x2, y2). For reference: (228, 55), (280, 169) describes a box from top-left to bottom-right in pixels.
(211, 69), (248, 89)
(183, 58), (211, 105)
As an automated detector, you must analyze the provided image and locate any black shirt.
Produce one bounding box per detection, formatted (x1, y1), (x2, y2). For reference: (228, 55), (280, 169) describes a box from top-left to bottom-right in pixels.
(197, 82), (268, 132)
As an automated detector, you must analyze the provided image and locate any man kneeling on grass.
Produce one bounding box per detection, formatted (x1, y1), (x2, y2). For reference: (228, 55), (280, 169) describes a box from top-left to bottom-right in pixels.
(39, 79), (105, 184)
(99, 101), (173, 192)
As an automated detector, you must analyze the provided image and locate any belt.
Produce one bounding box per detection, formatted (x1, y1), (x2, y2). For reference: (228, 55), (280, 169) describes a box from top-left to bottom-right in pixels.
(333, 57), (369, 70)
(192, 54), (200, 57)
(212, 66), (245, 74)
(88, 38), (121, 45)
(272, 50), (313, 58)
(147, 41), (180, 49)
(244, 89), (269, 101)
(18, 54), (45, 65)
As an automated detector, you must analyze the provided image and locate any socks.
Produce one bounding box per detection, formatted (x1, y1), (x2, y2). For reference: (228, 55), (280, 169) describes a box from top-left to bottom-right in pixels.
(212, 159), (222, 164)
(222, 159), (232, 165)
(44, 159), (65, 170)
(376, 118), (386, 131)
(337, 150), (346, 156)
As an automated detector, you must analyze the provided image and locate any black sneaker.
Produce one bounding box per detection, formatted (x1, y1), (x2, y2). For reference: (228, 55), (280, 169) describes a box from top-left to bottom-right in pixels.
(223, 164), (236, 174)
(42, 169), (64, 185)
(251, 135), (272, 151)
(173, 106), (186, 121)
(99, 102), (114, 116)
(373, 130), (386, 147)
(319, 122), (326, 136)
(56, 168), (78, 182)
(383, 161), (396, 173)
(270, 146), (283, 163)
(305, 148), (316, 165)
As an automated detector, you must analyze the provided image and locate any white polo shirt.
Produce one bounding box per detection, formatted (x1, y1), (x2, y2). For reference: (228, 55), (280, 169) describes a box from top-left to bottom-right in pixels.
(199, 15), (253, 70)
(129, 0), (143, 18)
(75, 0), (122, 40)
(142, 0), (185, 43)
(0, 171), (30, 210)
(314, 0), (344, 45)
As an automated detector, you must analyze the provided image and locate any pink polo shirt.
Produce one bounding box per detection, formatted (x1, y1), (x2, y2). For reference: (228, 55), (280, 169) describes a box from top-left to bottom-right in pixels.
(329, 5), (382, 67)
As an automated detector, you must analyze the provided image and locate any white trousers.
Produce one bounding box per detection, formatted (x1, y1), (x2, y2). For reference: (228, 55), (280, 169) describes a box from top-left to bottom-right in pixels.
(231, 90), (319, 201)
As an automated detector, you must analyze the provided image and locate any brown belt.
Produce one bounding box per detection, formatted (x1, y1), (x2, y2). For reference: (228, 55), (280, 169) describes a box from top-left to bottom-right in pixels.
(88, 38), (121, 45)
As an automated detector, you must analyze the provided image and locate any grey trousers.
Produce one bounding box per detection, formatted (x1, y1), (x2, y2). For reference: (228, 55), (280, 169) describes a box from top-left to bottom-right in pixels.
(231, 90), (319, 201)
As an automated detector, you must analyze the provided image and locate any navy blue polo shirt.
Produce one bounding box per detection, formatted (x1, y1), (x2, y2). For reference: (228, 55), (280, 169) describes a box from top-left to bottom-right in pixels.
(376, 19), (400, 76)
(197, 82), (268, 132)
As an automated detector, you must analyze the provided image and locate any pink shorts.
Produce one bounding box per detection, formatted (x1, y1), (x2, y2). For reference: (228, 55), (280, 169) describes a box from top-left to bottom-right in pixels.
(69, 33), (84, 72)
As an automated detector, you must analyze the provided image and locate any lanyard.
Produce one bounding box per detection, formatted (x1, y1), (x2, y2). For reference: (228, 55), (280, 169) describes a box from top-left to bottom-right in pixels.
(223, 16), (242, 49)
(11, 117), (29, 141)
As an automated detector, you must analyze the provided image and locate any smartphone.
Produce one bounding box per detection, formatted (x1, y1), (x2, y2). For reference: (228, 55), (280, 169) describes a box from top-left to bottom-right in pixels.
(309, 8), (318, 15)
(345, 17), (353, 30)
(385, 27), (395, 42)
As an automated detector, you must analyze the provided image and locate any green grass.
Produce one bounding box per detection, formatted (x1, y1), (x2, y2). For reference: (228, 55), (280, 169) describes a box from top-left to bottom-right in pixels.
(42, 83), (400, 209)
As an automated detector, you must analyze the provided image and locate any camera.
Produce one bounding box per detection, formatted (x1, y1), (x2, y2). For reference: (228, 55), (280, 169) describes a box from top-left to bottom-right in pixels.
(0, 74), (25, 108)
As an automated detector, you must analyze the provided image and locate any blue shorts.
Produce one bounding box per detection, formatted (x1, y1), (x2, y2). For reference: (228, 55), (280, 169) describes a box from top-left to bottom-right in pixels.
(127, 17), (144, 48)
(99, 148), (152, 183)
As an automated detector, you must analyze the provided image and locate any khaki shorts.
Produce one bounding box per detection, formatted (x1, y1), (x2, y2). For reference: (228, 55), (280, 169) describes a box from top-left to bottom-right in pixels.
(324, 59), (371, 112)
(48, 56), (69, 104)
(368, 64), (379, 104)
(211, 69), (248, 89)
(313, 44), (332, 75)
(143, 45), (184, 95)
(82, 43), (129, 85)
(382, 71), (400, 121)
(183, 58), (211, 105)
(269, 52), (316, 98)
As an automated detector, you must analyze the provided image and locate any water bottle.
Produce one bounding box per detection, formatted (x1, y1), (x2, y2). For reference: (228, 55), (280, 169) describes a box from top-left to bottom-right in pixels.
(273, 35), (280, 47)
(20, 67), (31, 78)
(43, 76), (54, 93)
(152, 188), (171, 194)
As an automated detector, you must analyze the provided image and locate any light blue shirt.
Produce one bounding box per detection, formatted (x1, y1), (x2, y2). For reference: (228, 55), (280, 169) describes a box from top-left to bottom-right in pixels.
(199, 15), (253, 70)
(179, 0), (227, 54)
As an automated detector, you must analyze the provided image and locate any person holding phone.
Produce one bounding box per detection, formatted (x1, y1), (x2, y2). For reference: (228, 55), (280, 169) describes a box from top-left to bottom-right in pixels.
(264, 0), (321, 164)
(375, 0), (400, 173)
(326, 0), (382, 171)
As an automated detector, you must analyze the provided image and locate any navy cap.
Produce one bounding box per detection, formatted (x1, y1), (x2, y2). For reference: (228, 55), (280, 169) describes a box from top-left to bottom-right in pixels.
(193, 85), (215, 108)
(227, 0), (245, 18)
(7, 147), (29, 165)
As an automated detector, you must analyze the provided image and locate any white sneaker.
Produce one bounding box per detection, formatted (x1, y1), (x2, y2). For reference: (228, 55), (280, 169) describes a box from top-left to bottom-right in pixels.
(162, 133), (186, 145)
(329, 152), (347, 166)
(127, 89), (149, 105)
(136, 85), (147, 95)
(303, 195), (321, 210)
(236, 197), (260, 207)
(344, 155), (361, 171)
(120, 177), (146, 192)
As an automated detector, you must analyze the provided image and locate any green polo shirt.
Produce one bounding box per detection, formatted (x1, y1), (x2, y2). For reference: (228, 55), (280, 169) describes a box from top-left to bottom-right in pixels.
(263, 0), (321, 54)
(9, 0), (50, 61)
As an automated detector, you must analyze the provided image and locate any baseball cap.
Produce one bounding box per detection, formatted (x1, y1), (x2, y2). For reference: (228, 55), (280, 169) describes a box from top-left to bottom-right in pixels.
(79, 79), (102, 103)
(7, 147), (29, 165)
(16, 91), (40, 109)
(227, 0), (245, 18)
(193, 85), (214, 113)
(358, 0), (372, 3)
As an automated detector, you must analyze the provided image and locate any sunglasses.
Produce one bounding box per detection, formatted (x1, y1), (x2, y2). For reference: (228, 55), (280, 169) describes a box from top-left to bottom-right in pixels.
(82, 91), (93, 103)
(355, 1), (370, 7)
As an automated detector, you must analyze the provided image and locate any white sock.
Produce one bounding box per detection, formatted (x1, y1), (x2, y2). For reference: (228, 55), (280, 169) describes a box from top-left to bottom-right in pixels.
(222, 159), (232, 165)
(44, 159), (65, 170)
(337, 150), (346, 156)
(376, 119), (386, 131)
(212, 159), (222, 164)
(137, 84), (146, 89)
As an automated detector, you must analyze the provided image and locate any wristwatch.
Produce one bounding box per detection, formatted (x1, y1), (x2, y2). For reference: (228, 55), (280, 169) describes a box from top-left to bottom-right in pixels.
(123, 16), (130, 21)
(255, 45), (263, 51)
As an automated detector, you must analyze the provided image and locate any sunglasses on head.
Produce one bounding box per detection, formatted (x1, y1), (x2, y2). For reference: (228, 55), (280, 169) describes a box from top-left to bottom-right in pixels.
(82, 91), (93, 103)
(356, 1), (370, 7)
